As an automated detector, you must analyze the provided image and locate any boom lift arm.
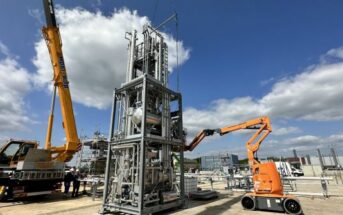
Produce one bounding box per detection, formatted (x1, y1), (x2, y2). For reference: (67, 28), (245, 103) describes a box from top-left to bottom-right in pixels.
(42, 0), (80, 162)
(216, 116), (271, 168)
(185, 116), (272, 167)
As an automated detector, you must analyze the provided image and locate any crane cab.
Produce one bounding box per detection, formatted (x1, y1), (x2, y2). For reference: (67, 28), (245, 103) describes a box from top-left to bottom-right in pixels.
(0, 140), (38, 168)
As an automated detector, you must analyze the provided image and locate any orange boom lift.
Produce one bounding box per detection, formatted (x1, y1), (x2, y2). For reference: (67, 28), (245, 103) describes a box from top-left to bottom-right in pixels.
(185, 116), (302, 214)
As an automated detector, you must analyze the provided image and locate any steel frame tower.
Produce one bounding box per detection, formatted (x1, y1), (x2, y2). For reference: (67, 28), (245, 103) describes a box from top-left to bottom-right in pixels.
(100, 24), (185, 214)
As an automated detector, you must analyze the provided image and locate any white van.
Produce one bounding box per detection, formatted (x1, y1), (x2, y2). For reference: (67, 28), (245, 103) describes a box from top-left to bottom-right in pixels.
(274, 161), (304, 177)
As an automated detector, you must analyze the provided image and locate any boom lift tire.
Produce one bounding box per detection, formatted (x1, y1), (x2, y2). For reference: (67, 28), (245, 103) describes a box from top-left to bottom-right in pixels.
(0, 186), (5, 201)
(283, 198), (302, 215)
(241, 195), (256, 210)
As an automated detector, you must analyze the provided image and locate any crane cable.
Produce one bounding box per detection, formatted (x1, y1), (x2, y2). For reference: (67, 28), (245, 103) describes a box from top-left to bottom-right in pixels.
(171, 0), (180, 92)
(152, 0), (180, 92)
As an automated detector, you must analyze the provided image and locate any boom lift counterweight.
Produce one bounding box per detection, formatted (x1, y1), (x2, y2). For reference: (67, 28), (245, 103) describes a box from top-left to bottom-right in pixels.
(185, 116), (302, 215)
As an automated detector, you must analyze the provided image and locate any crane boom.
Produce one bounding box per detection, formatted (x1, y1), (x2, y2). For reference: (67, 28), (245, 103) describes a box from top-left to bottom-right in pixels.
(42, 0), (80, 162)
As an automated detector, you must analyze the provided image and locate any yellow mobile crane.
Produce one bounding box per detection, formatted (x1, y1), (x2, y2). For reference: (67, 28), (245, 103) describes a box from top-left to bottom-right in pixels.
(0, 0), (80, 200)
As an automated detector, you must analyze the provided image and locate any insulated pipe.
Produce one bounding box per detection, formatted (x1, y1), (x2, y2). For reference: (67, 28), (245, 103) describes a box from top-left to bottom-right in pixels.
(125, 34), (131, 82)
(128, 30), (136, 81)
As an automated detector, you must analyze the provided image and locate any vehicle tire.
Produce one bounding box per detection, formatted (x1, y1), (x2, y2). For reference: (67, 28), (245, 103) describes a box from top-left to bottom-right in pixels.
(241, 195), (255, 210)
(294, 173), (298, 177)
(0, 186), (6, 201)
(283, 198), (302, 215)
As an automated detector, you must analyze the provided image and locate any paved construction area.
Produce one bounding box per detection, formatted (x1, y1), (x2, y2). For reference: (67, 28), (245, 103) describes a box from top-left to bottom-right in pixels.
(1, 182), (343, 215)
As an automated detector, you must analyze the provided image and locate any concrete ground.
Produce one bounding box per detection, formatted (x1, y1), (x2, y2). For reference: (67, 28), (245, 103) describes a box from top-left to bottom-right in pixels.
(1, 182), (343, 215)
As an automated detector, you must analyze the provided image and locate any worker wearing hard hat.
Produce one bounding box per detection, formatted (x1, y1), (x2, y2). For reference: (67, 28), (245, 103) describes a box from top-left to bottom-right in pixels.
(72, 169), (81, 197)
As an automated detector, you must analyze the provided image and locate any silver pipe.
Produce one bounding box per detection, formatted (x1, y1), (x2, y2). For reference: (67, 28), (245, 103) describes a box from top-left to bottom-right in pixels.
(128, 30), (136, 81)
(138, 76), (148, 212)
(126, 35), (131, 82)
(101, 90), (117, 209)
(158, 38), (163, 82)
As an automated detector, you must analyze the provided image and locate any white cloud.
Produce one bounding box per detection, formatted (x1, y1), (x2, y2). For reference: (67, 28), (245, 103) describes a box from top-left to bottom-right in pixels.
(33, 7), (190, 109)
(324, 46), (343, 60)
(0, 42), (11, 57)
(261, 62), (343, 120)
(184, 47), (343, 137)
(263, 133), (343, 155)
(273, 126), (301, 136)
(0, 42), (32, 131)
(183, 97), (264, 138)
(28, 8), (43, 25)
(260, 77), (275, 86)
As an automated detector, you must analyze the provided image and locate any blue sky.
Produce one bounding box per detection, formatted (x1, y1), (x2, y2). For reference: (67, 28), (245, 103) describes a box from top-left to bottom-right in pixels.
(1, 0), (343, 160)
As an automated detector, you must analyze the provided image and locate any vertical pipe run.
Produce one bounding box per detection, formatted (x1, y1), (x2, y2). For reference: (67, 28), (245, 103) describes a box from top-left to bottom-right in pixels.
(158, 37), (163, 82)
(126, 96), (132, 137)
(117, 100), (122, 134)
(102, 90), (117, 208)
(128, 30), (136, 81)
(126, 35), (131, 83)
(138, 76), (148, 212)
(178, 93), (185, 202)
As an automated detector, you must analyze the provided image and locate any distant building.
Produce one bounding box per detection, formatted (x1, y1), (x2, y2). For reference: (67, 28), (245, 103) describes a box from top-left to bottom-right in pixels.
(184, 158), (198, 171)
(200, 154), (239, 171)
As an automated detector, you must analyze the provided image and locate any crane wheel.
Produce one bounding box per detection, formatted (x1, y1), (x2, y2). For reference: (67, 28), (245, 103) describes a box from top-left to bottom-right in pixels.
(0, 186), (6, 201)
(241, 195), (255, 210)
(283, 198), (302, 215)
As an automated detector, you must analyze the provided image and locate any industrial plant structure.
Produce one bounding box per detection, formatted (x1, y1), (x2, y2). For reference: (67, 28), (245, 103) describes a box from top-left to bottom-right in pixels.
(100, 24), (185, 214)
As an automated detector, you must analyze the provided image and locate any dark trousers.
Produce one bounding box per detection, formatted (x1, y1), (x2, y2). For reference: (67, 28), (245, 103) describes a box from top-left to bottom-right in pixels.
(72, 181), (80, 197)
(64, 181), (71, 194)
